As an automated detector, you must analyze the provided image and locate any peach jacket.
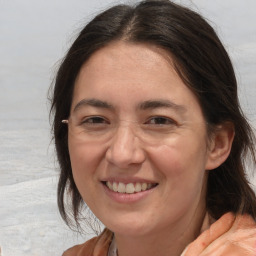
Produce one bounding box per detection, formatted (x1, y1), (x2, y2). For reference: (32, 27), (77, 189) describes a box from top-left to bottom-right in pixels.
(63, 212), (256, 256)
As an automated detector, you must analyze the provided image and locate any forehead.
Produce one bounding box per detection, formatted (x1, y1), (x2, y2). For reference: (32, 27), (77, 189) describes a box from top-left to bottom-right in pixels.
(71, 41), (201, 116)
(85, 41), (174, 67)
(76, 41), (178, 87)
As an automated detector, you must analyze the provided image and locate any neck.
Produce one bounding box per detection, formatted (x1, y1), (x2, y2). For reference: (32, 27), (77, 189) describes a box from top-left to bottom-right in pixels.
(114, 208), (206, 256)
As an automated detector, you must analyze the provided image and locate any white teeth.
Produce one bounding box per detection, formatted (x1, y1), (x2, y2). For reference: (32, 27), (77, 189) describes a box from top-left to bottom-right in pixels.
(141, 183), (147, 191)
(113, 182), (118, 192)
(106, 181), (113, 190)
(118, 182), (126, 193)
(105, 181), (156, 194)
(126, 183), (135, 194)
(135, 182), (142, 192)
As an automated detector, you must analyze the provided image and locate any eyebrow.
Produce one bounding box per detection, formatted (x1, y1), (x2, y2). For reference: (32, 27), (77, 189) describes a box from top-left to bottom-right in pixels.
(73, 98), (187, 114)
(138, 99), (187, 113)
(73, 98), (113, 112)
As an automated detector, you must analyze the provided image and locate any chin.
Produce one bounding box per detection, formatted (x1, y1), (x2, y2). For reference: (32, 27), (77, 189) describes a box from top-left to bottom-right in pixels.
(109, 224), (151, 237)
(102, 215), (157, 237)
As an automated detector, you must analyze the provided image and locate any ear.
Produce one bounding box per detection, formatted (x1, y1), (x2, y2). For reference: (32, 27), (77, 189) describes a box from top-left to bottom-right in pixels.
(205, 122), (235, 170)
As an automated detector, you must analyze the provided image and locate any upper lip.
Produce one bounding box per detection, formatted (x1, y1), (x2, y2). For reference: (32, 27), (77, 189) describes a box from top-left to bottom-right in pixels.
(101, 177), (158, 184)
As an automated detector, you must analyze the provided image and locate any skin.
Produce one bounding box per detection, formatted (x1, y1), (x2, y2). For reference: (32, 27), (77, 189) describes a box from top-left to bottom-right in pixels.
(68, 41), (233, 256)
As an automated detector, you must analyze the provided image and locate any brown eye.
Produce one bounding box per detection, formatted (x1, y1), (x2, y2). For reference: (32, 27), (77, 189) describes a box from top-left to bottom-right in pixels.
(146, 117), (176, 125)
(85, 117), (106, 123)
(81, 116), (109, 125)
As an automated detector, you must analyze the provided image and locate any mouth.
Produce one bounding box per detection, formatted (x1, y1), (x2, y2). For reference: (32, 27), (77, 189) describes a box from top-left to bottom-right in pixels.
(102, 181), (158, 194)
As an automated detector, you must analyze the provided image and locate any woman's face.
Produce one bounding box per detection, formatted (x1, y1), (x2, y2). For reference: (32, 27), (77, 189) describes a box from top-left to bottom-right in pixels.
(68, 41), (213, 237)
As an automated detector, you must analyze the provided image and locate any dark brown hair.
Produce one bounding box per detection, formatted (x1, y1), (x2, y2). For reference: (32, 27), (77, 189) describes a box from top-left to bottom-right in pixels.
(50, 0), (256, 229)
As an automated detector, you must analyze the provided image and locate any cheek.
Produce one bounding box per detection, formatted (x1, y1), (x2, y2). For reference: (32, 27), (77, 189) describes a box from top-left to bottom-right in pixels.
(148, 137), (208, 184)
(68, 140), (108, 210)
(148, 143), (207, 222)
(152, 146), (182, 177)
(68, 139), (104, 182)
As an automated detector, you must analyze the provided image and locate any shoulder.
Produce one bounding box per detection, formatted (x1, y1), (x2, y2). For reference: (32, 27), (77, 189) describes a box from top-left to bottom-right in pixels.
(62, 236), (98, 256)
(62, 229), (113, 256)
(184, 212), (256, 256)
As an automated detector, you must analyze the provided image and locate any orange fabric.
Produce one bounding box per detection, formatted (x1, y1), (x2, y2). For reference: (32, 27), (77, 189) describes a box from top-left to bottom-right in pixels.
(184, 212), (256, 256)
(63, 213), (256, 256)
(62, 229), (113, 256)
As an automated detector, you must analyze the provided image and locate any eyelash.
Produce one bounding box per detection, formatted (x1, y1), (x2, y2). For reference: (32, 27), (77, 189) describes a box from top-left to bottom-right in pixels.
(81, 116), (176, 126)
(144, 116), (176, 126)
(81, 116), (109, 125)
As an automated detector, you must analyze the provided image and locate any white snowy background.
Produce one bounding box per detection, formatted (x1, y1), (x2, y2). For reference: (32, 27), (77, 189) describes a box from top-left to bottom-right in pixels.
(0, 0), (255, 255)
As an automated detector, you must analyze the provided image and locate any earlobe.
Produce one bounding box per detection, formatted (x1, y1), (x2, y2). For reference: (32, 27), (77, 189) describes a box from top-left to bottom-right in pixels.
(205, 122), (235, 170)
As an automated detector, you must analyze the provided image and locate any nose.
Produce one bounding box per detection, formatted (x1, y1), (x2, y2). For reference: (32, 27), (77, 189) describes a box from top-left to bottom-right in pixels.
(105, 124), (146, 168)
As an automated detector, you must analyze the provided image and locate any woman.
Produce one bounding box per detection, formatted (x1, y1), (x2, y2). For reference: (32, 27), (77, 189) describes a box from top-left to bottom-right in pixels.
(50, 0), (256, 255)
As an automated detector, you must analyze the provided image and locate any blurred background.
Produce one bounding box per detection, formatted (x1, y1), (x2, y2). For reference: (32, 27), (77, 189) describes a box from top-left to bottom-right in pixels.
(0, 0), (255, 255)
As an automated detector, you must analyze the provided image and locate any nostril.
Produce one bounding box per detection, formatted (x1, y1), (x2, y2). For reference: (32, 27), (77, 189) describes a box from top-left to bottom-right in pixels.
(105, 127), (146, 167)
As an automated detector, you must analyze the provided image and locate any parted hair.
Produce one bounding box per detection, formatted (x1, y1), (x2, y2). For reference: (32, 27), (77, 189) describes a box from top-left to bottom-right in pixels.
(50, 0), (256, 229)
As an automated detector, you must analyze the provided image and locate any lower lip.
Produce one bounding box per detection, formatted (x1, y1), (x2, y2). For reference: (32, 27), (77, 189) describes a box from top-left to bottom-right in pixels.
(102, 183), (156, 203)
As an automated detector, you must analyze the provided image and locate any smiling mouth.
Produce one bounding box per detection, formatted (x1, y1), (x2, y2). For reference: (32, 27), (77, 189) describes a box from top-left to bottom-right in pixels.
(103, 181), (158, 194)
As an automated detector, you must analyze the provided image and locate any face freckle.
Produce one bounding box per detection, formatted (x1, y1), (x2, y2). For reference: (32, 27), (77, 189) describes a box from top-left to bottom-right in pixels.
(68, 41), (211, 238)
